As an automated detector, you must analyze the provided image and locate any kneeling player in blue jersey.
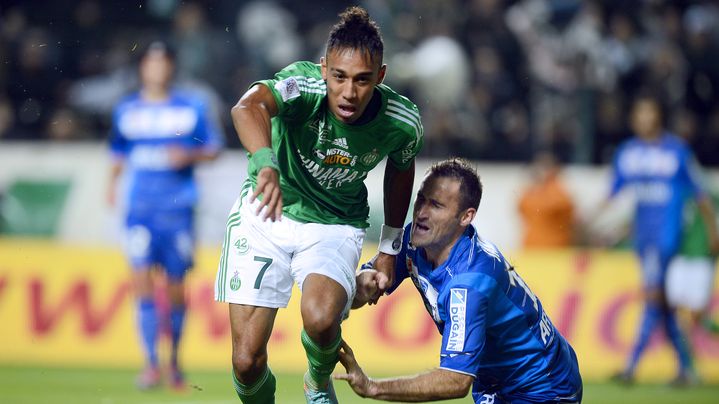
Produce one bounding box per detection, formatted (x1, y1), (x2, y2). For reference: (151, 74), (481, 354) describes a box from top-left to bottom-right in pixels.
(336, 158), (583, 403)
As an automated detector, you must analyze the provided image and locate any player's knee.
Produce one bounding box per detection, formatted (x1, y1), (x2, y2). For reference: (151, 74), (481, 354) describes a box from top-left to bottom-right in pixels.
(232, 350), (267, 383)
(301, 305), (340, 339)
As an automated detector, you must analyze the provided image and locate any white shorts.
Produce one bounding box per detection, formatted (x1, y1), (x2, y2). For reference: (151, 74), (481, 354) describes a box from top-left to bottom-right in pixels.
(215, 185), (365, 318)
(665, 256), (716, 312)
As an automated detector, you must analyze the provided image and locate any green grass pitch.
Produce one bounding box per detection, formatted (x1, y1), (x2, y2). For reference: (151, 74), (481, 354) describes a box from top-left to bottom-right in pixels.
(1, 366), (718, 403)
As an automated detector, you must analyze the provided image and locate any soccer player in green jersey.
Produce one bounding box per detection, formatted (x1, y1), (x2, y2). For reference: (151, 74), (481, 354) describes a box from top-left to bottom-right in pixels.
(215, 6), (423, 403)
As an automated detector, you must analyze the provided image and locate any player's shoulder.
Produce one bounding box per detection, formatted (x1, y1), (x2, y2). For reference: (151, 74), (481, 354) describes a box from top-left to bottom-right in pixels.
(276, 61), (323, 81)
(115, 92), (142, 110)
(378, 84), (422, 139)
(378, 84), (420, 112)
(661, 132), (690, 152)
(167, 89), (208, 109)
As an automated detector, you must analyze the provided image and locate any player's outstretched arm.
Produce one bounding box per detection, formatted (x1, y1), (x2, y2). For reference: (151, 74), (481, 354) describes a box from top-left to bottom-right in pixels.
(335, 340), (473, 402)
(373, 160), (415, 301)
(231, 84), (283, 221)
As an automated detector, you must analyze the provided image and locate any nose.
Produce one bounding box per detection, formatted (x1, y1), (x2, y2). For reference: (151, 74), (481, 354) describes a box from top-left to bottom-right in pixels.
(414, 201), (429, 220)
(341, 81), (357, 100)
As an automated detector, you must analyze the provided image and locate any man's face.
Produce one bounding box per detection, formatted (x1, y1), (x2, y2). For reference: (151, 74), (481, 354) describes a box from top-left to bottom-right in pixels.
(631, 99), (662, 140)
(411, 176), (471, 253)
(139, 50), (174, 89)
(321, 48), (385, 124)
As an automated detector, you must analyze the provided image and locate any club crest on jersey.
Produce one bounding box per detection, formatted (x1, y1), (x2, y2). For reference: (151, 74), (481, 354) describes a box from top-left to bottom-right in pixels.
(360, 149), (380, 166)
(229, 271), (241, 291)
(275, 77), (301, 101)
(446, 288), (467, 352)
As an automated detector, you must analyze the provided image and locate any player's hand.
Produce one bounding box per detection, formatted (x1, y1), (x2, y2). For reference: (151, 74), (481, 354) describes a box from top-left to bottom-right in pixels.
(167, 145), (195, 169)
(353, 270), (381, 308)
(250, 166), (283, 221)
(334, 340), (375, 398)
(106, 184), (116, 208)
(370, 253), (395, 303)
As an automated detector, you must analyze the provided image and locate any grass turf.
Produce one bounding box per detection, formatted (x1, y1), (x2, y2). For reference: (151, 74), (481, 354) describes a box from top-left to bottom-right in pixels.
(1, 366), (718, 403)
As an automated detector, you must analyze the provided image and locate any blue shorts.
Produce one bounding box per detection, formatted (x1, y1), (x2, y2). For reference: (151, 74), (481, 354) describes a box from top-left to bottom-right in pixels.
(125, 208), (195, 281)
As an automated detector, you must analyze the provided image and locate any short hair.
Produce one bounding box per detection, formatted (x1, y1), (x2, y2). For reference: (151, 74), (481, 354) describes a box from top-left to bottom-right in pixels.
(139, 40), (176, 62)
(426, 158), (483, 211)
(326, 6), (384, 65)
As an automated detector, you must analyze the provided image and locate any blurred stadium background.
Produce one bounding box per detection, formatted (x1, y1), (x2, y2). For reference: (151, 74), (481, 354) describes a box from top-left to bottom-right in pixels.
(1, 0), (719, 402)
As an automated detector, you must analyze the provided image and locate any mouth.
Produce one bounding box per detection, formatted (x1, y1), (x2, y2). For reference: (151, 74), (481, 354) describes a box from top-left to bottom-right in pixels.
(337, 104), (357, 119)
(413, 222), (429, 235)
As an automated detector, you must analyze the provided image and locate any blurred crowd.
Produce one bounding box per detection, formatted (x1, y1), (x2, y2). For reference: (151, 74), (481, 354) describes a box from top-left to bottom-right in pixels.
(1, 0), (719, 165)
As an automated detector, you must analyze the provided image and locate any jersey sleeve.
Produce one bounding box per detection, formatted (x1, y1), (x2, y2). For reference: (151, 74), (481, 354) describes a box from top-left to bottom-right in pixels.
(253, 61), (325, 122)
(609, 145), (626, 197)
(437, 281), (487, 377)
(108, 105), (128, 160)
(385, 98), (424, 170)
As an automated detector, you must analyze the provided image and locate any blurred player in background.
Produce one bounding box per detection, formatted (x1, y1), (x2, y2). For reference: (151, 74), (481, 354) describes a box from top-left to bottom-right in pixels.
(666, 188), (719, 338)
(518, 151), (576, 248)
(214, 6), (422, 403)
(107, 41), (224, 390)
(339, 158), (583, 403)
(593, 94), (719, 385)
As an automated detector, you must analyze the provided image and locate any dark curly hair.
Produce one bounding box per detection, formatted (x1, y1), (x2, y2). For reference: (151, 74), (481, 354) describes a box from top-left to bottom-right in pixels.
(326, 6), (384, 65)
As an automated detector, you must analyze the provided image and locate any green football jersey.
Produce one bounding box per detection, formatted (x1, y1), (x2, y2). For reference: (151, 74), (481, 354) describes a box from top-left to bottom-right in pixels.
(249, 61), (423, 228)
(677, 190), (719, 257)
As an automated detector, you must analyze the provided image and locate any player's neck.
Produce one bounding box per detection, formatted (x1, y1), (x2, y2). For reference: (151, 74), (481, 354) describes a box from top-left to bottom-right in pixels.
(425, 236), (462, 269)
(350, 89), (381, 126)
(141, 86), (170, 102)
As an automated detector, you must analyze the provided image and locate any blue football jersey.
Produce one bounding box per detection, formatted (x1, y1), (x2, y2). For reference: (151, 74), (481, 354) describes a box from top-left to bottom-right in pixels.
(610, 133), (705, 254)
(387, 224), (582, 403)
(109, 90), (223, 213)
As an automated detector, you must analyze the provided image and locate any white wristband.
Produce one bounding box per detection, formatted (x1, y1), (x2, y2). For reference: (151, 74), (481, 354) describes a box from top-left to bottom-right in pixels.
(378, 225), (403, 255)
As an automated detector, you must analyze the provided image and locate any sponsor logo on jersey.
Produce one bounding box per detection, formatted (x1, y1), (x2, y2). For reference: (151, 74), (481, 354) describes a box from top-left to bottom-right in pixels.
(322, 148), (357, 166)
(275, 77), (301, 102)
(332, 137), (348, 149)
(299, 151), (367, 189)
(479, 393), (496, 404)
(360, 149), (380, 166)
(446, 288), (467, 352)
(400, 140), (417, 163)
(229, 271), (241, 291)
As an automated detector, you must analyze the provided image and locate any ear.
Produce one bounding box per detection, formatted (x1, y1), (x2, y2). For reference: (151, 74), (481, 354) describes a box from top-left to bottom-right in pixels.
(459, 208), (476, 227)
(377, 64), (387, 84)
(320, 56), (328, 80)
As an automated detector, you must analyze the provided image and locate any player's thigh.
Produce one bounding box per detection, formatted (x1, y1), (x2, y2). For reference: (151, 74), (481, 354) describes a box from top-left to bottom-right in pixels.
(665, 256), (688, 308)
(292, 223), (365, 319)
(679, 257), (714, 311)
(639, 246), (671, 296)
(124, 219), (156, 271)
(215, 192), (294, 308)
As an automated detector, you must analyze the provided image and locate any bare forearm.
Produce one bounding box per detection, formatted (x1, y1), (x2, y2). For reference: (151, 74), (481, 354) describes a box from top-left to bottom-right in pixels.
(383, 160), (415, 227)
(368, 369), (472, 402)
